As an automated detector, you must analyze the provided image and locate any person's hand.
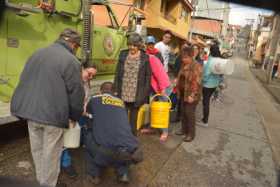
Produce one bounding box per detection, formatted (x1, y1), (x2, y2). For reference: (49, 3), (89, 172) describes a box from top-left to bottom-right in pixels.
(187, 96), (194, 103)
(68, 120), (76, 128)
(91, 68), (97, 77)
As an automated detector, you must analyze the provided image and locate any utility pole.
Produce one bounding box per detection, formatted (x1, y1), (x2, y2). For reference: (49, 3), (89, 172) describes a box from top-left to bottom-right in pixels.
(188, 0), (198, 41)
(267, 14), (280, 84)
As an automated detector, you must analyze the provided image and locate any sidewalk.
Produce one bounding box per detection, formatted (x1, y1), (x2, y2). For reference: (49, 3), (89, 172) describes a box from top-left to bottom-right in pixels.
(250, 67), (280, 104)
(149, 56), (279, 186)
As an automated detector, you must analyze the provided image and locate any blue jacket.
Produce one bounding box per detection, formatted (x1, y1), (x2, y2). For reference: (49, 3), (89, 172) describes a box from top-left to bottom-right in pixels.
(203, 57), (222, 88)
(86, 94), (138, 152)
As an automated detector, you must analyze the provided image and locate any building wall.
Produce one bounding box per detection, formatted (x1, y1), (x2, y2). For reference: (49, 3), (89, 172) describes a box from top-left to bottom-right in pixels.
(98, 0), (192, 51)
(111, 0), (133, 27)
(266, 15), (280, 58)
(254, 31), (270, 62)
(194, 0), (225, 20)
(275, 45), (280, 77)
(104, 0), (192, 41)
(91, 0), (133, 27)
(194, 0), (229, 38)
(190, 18), (222, 38)
(142, 0), (192, 40)
(267, 14), (280, 77)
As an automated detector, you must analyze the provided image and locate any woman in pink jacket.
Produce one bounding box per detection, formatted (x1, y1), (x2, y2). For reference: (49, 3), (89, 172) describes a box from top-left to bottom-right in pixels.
(149, 55), (170, 95)
(141, 36), (171, 142)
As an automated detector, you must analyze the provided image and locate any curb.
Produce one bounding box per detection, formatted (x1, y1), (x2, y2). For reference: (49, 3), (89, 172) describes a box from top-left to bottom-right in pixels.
(249, 67), (280, 104)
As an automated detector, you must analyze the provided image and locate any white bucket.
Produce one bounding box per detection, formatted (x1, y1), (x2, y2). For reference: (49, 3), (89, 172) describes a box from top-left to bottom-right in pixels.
(63, 122), (81, 148)
(210, 57), (234, 75)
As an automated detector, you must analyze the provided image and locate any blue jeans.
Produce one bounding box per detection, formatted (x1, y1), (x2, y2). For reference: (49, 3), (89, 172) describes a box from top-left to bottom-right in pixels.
(61, 149), (71, 168)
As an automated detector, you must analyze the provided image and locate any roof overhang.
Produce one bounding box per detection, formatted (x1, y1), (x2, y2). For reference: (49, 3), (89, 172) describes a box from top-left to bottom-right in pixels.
(191, 16), (223, 22)
(190, 30), (217, 39)
(191, 36), (207, 47)
(147, 26), (188, 41)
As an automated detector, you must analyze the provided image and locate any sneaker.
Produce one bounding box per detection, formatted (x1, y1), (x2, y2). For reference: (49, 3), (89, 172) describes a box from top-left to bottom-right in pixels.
(197, 121), (208, 127)
(87, 175), (101, 185)
(118, 173), (130, 184)
(61, 165), (78, 178)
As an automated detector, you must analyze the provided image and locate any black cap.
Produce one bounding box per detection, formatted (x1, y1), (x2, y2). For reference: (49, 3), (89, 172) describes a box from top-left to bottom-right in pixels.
(60, 28), (81, 46)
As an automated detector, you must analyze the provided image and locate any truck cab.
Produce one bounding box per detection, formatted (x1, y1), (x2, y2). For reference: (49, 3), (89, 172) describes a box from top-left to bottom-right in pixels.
(0, 0), (136, 124)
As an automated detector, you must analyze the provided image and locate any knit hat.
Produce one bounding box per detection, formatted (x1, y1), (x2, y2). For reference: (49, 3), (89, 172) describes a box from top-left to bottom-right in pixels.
(60, 28), (81, 46)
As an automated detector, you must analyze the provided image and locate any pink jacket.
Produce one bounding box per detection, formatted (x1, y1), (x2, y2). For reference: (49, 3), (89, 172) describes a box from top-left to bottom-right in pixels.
(149, 55), (170, 93)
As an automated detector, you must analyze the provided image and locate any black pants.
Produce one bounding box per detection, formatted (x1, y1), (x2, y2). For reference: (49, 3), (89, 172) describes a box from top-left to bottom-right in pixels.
(84, 131), (129, 177)
(181, 102), (197, 139)
(272, 65), (278, 79)
(125, 102), (140, 136)
(202, 87), (216, 123)
(176, 98), (182, 121)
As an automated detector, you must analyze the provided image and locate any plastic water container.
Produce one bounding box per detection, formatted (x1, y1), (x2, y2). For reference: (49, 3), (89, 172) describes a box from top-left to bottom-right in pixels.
(210, 57), (234, 75)
(63, 122), (81, 148)
(137, 104), (150, 130)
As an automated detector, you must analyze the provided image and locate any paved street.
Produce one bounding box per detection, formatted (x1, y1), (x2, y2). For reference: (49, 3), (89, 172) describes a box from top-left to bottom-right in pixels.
(0, 55), (279, 187)
(150, 56), (280, 187)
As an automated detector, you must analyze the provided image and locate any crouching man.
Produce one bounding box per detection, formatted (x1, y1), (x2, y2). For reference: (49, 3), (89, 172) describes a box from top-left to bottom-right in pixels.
(84, 82), (143, 184)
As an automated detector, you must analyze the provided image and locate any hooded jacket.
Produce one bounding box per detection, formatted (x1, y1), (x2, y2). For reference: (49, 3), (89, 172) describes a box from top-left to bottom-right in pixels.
(148, 55), (170, 93)
(146, 48), (164, 65)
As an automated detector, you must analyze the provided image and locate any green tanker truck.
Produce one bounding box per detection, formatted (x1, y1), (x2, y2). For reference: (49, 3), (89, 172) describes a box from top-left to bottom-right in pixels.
(0, 0), (140, 124)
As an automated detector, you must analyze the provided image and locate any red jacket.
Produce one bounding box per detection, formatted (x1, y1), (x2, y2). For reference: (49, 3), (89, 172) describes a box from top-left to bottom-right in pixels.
(146, 48), (164, 64)
(148, 55), (170, 93)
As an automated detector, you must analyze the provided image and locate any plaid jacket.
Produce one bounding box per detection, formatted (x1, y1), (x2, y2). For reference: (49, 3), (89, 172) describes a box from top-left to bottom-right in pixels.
(177, 61), (203, 103)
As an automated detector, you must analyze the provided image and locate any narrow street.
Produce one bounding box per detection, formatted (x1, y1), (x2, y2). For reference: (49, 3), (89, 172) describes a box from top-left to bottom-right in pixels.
(0, 54), (280, 187)
(150, 54), (280, 187)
